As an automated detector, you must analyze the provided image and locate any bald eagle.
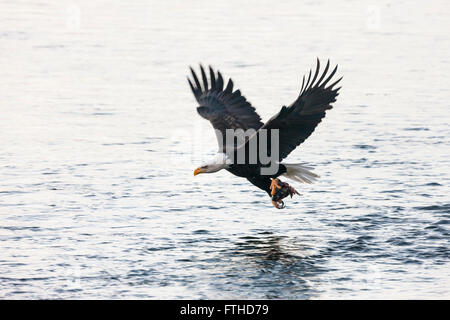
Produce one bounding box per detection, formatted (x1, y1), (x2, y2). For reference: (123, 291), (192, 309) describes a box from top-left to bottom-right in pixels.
(188, 59), (341, 208)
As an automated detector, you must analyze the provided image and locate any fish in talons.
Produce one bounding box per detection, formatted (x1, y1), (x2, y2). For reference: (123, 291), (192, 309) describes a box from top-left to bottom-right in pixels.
(270, 178), (300, 209)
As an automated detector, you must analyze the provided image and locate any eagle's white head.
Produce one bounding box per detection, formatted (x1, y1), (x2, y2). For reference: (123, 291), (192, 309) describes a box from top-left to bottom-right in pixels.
(194, 153), (231, 176)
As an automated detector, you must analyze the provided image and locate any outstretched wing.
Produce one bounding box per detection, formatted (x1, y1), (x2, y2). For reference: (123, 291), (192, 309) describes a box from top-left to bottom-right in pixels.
(188, 65), (264, 151)
(245, 59), (342, 162)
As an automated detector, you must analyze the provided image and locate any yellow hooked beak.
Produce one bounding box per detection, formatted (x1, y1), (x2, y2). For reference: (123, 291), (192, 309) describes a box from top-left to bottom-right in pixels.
(193, 167), (204, 176)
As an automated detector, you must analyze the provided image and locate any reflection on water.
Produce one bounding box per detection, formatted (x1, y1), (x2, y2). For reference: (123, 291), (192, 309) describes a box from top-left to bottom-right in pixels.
(233, 233), (315, 267)
(228, 233), (323, 299)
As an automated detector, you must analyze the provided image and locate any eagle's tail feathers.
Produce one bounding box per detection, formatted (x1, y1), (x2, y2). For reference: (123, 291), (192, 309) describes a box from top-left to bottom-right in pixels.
(281, 163), (319, 184)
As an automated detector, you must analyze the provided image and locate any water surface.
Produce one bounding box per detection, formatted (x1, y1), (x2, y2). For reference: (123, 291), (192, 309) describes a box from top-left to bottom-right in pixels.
(0, 0), (449, 299)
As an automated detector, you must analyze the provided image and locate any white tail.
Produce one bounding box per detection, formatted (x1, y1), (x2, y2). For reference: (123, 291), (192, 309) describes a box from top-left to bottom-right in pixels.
(281, 163), (320, 184)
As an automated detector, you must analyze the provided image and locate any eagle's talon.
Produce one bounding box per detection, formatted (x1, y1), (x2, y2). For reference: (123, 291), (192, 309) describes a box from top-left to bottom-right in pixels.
(271, 200), (284, 209)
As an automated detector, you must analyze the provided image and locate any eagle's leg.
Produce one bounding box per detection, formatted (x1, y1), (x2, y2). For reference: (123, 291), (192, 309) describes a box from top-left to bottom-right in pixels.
(270, 178), (282, 196)
(270, 178), (284, 209)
